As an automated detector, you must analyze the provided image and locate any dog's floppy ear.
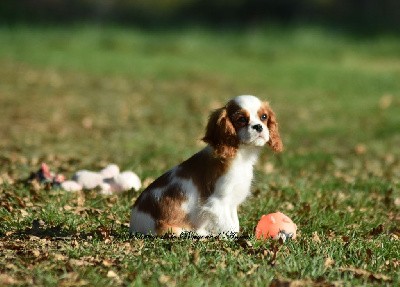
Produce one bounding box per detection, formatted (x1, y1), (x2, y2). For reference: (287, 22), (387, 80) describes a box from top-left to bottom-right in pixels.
(203, 107), (238, 158)
(266, 105), (283, 152)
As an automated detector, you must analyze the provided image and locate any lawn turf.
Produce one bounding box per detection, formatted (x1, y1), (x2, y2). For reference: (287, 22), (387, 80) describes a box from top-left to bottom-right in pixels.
(0, 25), (399, 286)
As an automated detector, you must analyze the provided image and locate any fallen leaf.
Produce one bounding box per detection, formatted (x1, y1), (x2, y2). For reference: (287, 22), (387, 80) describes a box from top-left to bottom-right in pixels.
(71, 240), (80, 248)
(76, 191), (85, 207)
(107, 270), (118, 278)
(81, 117), (93, 129)
(368, 224), (384, 236)
(270, 278), (316, 287)
(282, 202), (294, 210)
(69, 259), (93, 266)
(1, 200), (13, 212)
(29, 235), (40, 241)
(0, 274), (19, 285)
(0, 173), (15, 184)
(59, 272), (89, 287)
(339, 267), (391, 282)
(5, 263), (18, 271)
(30, 179), (41, 192)
(312, 231), (321, 243)
(300, 202), (311, 214)
(191, 250), (200, 265)
(342, 236), (350, 243)
(102, 259), (113, 267)
(390, 259), (400, 268)
(379, 94), (393, 109)
(246, 264), (259, 275)
(324, 257), (335, 268)
(20, 209), (29, 218)
(354, 144), (367, 155)
(64, 205), (73, 211)
(54, 253), (68, 261)
(238, 239), (253, 249)
(264, 162), (274, 174)
(158, 274), (175, 286)
(32, 249), (40, 257)
(14, 195), (26, 208)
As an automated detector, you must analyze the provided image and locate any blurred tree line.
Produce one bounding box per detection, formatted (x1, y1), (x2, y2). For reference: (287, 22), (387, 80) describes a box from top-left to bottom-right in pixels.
(1, 0), (399, 33)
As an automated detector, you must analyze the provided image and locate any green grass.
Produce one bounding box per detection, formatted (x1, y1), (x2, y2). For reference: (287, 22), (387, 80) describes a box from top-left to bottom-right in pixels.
(0, 25), (399, 286)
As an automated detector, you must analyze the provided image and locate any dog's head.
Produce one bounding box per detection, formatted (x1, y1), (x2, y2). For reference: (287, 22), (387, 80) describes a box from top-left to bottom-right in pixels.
(203, 95), (283, 158)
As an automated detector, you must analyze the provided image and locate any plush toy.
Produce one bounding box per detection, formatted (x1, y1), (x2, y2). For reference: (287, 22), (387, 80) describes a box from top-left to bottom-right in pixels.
(61, 164), (141, 194)
(101, 171), (142, 194)
(28, 163), (65, 187)
(255, 211), (297, 242)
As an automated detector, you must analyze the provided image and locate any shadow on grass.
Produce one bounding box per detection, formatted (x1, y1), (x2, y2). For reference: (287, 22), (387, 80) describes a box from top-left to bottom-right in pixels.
(2, 219), (132, 242)
(4, 218), (271, 245)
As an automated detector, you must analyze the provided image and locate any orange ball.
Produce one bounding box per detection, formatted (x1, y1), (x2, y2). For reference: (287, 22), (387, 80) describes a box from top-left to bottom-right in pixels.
(255, 212), (297, 241)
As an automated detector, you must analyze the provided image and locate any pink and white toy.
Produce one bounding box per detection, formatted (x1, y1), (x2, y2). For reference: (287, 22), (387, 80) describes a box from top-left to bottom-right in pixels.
(61, 164), (141, 194)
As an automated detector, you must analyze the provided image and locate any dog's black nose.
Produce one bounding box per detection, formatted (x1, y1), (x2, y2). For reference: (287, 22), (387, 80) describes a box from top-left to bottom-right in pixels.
(252, 124), (263, 133)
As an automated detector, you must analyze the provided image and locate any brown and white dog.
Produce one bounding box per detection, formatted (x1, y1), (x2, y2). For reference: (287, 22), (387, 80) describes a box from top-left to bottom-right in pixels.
(129, 95), (283, 236)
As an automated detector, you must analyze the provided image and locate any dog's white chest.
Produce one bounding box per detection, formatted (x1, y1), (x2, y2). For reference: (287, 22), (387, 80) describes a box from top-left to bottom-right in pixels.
(213, 148), (259, 206)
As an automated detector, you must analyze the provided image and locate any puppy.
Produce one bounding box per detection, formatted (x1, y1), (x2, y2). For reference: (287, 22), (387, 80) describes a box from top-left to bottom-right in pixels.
(130, 95), (283, 236)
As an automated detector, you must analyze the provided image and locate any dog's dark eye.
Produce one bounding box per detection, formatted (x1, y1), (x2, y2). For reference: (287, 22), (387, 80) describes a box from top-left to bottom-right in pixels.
(238, 116), (248, 123)
(261, 114), (268, 121)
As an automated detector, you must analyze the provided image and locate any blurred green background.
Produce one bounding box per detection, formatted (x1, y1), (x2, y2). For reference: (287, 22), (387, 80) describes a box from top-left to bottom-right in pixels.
(0, 0), (399, 191)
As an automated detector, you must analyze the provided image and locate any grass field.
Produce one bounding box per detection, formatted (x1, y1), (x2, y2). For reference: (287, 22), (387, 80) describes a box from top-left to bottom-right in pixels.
(0, 25), (399, 286)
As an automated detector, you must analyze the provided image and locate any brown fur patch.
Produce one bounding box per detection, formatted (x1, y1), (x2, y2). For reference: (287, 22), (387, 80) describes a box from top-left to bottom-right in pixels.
(257, 103), (269, 122)
(155, 183), (192, 234)
(202, 102), (240, 159)
(226, 101), (251, 129)
(176, 148), (232, 201)
(134, 180), (193, 235)
(132, 169), (173, 212)
(259, 102), (283, 152)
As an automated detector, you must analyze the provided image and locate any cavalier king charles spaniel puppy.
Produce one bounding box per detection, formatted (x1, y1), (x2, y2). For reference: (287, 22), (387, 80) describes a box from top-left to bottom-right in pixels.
(130, 95), (283, 236)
